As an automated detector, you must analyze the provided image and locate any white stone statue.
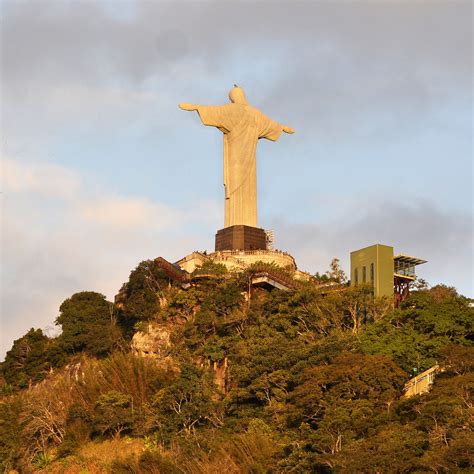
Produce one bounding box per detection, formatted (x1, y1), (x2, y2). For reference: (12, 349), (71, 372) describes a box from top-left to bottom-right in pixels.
(179, 86), (294, 228)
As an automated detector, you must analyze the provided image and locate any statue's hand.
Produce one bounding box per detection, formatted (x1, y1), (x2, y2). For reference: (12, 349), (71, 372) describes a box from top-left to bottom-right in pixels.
(282, 125), (295, 134)
(179, 103), (197, 111)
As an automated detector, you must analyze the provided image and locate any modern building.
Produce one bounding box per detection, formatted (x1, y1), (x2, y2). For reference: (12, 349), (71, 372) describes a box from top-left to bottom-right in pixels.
(350, 244), (427, 305)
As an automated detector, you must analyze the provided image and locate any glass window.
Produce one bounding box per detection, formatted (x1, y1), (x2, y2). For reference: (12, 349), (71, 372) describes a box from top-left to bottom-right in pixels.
(362, 266), (366, 283)
(354, 268), (358, 285)
(370, 263), (375, 283)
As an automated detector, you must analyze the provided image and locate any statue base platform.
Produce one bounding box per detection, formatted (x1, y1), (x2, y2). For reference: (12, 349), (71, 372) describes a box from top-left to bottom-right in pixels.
(215, 225), (267, 251)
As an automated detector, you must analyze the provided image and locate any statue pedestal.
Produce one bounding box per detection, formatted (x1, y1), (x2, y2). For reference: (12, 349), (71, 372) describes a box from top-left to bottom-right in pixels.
(215, 225), (267, 251)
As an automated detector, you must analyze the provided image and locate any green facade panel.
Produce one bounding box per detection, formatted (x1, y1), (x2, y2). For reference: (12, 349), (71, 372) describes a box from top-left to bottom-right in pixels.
(350, 244), (394, 297)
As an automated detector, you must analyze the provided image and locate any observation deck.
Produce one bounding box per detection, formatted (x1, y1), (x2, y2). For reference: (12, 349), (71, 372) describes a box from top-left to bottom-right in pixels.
(394, 254), (427, 281)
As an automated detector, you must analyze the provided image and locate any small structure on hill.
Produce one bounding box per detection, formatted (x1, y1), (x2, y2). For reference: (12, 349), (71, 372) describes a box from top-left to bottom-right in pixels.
(251, 272), (294, 291)
(350, 244), (427, 306)
(175, 249), (311, 282)
(152, 254), (303, 291)
(403, 365), (440, 398)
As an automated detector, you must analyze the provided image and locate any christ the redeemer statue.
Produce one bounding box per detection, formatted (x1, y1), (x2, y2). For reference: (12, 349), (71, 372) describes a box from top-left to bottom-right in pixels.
(179, 85), (294, 229)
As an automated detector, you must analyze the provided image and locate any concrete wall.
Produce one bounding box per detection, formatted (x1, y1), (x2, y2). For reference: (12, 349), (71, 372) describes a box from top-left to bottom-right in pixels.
(210, 249), (297, 271)
(175, 252), (209, 273)
(176, 249), (298, 274)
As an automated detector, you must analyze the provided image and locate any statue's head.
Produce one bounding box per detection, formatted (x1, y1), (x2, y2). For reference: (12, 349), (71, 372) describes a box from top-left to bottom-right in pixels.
(229, 85), (248, 105)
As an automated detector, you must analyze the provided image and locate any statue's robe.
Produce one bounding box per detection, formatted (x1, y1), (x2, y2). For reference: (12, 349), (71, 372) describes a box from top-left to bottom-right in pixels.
(196, 103), (284, 228)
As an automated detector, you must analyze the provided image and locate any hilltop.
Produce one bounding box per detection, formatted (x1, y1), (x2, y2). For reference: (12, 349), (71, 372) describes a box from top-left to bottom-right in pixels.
(1, 258), (473, 473)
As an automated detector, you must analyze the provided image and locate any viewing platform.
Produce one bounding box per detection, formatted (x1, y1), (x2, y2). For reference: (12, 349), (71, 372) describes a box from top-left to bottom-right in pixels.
(350, 244), (427, 305)
(209, 249), (297, 272)
(394, 254), (428, 280)
(174, 249), (310, 282)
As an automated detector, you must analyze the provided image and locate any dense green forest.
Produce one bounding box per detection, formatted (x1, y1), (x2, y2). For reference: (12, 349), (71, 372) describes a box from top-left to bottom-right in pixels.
(1, 259), (473, 473)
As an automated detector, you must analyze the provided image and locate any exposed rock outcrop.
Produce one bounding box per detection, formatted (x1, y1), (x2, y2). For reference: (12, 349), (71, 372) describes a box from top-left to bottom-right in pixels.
(131, 323), (175, 369)
(212, 357), (229, 394)
(132, 324), (229, 391)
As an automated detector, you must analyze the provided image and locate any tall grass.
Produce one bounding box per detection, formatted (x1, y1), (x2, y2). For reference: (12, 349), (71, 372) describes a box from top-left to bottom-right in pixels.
(77, 351), (172, 409)
(18, 351), (174, 465)
(177, 431), (279, 474)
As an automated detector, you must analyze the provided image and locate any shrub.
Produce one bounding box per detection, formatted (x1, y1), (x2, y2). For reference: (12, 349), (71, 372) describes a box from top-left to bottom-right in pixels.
(112, 449), (182, 474)
(1, 329), (57, 388)
(94, 390), (134, 436)
(0, 399), (22, 471)
(56, 291), (122, 357)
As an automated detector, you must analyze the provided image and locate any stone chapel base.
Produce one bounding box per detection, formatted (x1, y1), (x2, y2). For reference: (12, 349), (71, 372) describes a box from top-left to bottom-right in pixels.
(215, 225), (267, 251)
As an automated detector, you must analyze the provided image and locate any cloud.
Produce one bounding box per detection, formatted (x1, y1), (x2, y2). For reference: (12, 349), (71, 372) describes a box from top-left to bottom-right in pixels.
(3, 2), (470, 86)
(274, 198), (473, 296)
(2, 1), (471, 141)
(79, 196), (180, 230)
(1, 157), (219, 359)
(2, 158), (81, 198)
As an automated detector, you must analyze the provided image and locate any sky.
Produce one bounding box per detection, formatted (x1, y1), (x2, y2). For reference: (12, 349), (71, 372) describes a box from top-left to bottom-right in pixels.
(1, 0), (472, 359)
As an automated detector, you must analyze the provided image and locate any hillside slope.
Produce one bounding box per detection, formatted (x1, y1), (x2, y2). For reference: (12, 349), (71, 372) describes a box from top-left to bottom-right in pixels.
(1, 260), (473, 472)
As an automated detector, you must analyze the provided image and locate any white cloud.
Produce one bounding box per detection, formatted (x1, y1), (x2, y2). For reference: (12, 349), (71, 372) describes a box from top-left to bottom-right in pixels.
(274, 198), (473, 297)
(34, 84), (160, 125)
(1, 158), (81, 198)
(79, 196), (180, 230)
(1, 157), (218, 359)
(2, 1), (471, 148)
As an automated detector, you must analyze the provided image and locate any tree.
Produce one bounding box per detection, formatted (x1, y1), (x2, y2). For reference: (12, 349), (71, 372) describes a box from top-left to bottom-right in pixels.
(440, 345), (474, 375)
(361, 323), (441, 373)
(193, 260), (228, 276)
(413, 277), (429, 291)
(1, 329), (52, 388)
(392, 369), (474, 471)
(153, 365), (221, 438)
(168, 287), (205, 322)
(116, 260), (173, 331)
(93, 391), (134, 436)
(285, 353), (407, 470)
(2, 257), (472, 472)
(56, 292), (120, 357)
(288, 353), (405, 426)
(361, 287), (473, 373)
(0, 399), (22, 471)
(325, 258), (347, 284)
(336, 423), (428, 472)
(314, 271), (330, 283)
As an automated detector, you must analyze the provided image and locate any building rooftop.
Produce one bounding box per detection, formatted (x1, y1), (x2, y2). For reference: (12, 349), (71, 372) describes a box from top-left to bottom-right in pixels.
(394, 254), (428, 266)
(394, 254), (427, 280)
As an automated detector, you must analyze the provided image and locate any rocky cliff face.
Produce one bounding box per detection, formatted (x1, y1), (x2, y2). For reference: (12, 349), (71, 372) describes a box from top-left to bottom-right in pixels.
(132, 322), (229, 392)
(212, 357), (229, 394)
(131, 323), (175, 370)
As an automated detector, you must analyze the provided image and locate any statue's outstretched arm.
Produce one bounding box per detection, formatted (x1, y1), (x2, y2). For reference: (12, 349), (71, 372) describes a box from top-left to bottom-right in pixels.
(179, 103), (198, 111)
(282, 125), (295, 134)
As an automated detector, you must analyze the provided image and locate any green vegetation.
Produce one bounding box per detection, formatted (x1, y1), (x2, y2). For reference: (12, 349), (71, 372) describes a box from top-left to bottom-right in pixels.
(57, 291), (123, 357)
(1, 259), (472, 472)
(1, 291), (121, 391)
(1, 328), (55, 389)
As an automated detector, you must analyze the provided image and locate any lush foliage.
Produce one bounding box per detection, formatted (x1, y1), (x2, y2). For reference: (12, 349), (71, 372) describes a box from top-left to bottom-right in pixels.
(1, 292), (122, 392)
(1, 261), (472, 472)
(116, 260), (174, 330)
(56, 291), (122, 357)
(361, 285), (473, 373)
(2, 329), (56, 389)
